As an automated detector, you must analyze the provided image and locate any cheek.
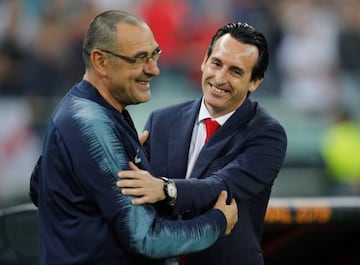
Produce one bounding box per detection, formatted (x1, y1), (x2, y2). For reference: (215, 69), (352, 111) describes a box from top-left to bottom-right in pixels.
(231, 83), (249, 98)
(201, 74), (208, 90)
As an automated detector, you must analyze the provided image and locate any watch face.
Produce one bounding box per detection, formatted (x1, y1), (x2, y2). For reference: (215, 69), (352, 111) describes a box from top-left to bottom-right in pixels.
(167, 184), (177, 198)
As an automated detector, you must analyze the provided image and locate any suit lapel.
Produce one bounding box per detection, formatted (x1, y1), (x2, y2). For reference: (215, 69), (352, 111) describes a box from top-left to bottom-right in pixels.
(190, 98), (255, 179)
(168, 100), (201, 179)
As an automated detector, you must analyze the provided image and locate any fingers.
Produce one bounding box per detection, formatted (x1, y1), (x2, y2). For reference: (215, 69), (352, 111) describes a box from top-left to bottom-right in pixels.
(120, 187), (147, 197)
(117, 171), (140, 180)
(213, 190), (228, 209)
(138, 130), (149, 145)
(117, 170), (152, 188)
(116, 179), (142, 188)
(213, 190), (238, 235)
(215, 190), (228, 206)
(130, 197), (147, 205)
(217, 190), (228, 203)
(128, 161), (140, 171)
(118, 162), (142, 179)
(117, 184), (163, 205)
(116, 167), (166, 205)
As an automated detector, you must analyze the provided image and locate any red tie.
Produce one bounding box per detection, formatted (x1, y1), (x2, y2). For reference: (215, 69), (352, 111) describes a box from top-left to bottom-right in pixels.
(205, 118), (220, 142)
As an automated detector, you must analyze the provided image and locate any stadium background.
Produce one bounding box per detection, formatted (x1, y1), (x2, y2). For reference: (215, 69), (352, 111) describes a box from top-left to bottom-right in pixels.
(0, 0), (359, 264)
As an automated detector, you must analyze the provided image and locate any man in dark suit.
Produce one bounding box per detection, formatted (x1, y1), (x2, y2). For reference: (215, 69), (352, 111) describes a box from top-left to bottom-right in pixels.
(28, 10), (238, 265)
(118, 22), (287, 265)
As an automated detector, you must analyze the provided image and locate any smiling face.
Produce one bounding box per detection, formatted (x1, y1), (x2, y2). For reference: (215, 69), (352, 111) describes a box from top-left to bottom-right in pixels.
(86, 22), (161, 111)
(201, 33), (263, 117)
(106, 23), (160, 109)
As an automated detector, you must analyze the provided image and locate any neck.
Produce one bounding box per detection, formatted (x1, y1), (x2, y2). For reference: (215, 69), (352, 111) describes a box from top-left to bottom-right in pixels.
(204, 96), (246, 118)
(83, 73), (124, 112)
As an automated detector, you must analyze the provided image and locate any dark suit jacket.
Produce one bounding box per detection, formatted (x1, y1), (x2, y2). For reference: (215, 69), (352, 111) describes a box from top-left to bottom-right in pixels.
(29, 82), (228, 265)
(144, 97), (287, 265)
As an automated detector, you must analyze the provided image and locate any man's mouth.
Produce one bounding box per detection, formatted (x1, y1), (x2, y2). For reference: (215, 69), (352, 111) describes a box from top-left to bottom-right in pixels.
(210, 83), (229, 94)
(136, 79), (150, 86)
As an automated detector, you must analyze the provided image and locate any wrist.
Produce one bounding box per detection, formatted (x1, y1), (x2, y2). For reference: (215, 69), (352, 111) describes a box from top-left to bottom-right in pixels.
(160, 177), (177, 206)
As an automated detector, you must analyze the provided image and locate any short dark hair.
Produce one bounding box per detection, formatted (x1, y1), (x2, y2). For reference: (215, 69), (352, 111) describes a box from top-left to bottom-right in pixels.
(207, 22), (269, 82)
(82, 10), (144, 69)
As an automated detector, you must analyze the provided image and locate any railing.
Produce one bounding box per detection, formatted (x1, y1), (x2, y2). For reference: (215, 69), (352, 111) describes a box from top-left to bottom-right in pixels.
(263, 197), (360, 265)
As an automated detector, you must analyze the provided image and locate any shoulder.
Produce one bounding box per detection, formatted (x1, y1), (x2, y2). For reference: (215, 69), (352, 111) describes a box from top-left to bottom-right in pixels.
(51, 93), (119, 146)
(151, 99), (200, 117)
(53, 93), (110, 128)
(249, 101), (287, 139)
(249, 101), (281, 126)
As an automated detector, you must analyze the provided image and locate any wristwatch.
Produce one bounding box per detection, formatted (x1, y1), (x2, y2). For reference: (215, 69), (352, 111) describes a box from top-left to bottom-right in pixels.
(160, 177), (177, 205)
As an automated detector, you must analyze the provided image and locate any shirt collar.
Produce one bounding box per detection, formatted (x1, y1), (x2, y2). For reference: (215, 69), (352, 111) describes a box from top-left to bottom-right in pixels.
(198, 97), (234, 126)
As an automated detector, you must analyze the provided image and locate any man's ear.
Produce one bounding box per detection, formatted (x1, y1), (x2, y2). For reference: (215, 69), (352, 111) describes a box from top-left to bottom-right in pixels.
(200, 54), (209, 72)
(90, 49), (109, 75)
(249, 78), (264, 93)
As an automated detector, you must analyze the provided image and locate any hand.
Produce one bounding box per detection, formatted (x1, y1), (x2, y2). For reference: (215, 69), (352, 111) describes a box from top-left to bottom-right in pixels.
(213, 191), (238, 235)
(117, 161), (166, 204)
(138, 130), (149, 146)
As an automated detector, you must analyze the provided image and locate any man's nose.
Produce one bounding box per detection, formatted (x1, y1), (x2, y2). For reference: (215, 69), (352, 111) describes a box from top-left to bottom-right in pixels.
(214, 69), (227, 84)
(143, 59), (160, 77)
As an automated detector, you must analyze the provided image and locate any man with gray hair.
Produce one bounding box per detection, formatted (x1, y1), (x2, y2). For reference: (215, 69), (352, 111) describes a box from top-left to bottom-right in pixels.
(29, 10), (237, 265)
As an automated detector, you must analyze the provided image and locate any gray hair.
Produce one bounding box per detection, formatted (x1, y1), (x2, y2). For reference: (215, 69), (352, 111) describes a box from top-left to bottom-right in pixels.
(82, 10), (144, 68)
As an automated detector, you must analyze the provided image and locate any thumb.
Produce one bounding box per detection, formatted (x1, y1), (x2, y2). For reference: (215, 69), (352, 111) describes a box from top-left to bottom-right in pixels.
(139, 130), (149, 146)
(128, 161), (140, 171)
(218, 190), (228, 203)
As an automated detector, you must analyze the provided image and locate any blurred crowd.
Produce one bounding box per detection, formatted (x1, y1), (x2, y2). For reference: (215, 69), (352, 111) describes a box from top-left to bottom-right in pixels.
(0, 0), (359, 107)
(0, 0), (360, 205)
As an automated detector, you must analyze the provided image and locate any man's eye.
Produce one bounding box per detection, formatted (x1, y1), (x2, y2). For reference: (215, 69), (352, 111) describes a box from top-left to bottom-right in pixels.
(233, 70), (241, 76)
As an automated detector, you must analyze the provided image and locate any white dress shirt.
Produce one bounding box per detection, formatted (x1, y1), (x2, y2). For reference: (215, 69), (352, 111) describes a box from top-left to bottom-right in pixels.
(185, 98), (234, 178)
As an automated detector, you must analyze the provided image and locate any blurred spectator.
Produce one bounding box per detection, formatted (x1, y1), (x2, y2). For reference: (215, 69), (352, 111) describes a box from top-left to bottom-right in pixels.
(0, 0), (43, 51)
(0, 98), (40, 207)
(19, 11), (68, 137)
(276, 0), (341, 115)
(320, 108), (360, 196)
(90, 0), (140, 14)
(337, 2), (360, 74)
(0, 38), (25, 95)
(335, 0), (360, 116)
(0, 0), (41, 96)
(139, 0), (190, 75)
(22, 12), (66, 97)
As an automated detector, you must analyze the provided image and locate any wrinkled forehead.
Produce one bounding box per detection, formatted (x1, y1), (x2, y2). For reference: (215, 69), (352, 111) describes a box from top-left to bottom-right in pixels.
(116, 23), (159, 54)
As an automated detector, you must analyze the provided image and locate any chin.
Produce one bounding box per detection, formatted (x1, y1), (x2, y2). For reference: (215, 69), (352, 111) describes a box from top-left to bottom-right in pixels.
(205, 95), (224, 107)
(140, 95), (152, 104)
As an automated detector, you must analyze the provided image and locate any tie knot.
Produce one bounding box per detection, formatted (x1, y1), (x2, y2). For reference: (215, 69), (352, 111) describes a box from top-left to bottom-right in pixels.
(205, 118), (220, 142)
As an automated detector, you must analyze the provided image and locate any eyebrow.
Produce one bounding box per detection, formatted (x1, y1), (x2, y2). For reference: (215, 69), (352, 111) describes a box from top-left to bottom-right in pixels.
(211, 57), (245, 76)
(133, 47), (161, 58)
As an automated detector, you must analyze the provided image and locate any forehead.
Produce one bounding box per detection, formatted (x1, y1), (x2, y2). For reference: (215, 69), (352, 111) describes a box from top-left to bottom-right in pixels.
(211, 34), (259, 67)
(116, 23), (158, 53)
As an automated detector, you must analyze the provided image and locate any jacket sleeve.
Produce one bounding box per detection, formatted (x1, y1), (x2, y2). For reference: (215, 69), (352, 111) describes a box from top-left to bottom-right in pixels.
(173, 121), (287, 216)
(62, 108), (227, 259)
(29, 155), (42, 207)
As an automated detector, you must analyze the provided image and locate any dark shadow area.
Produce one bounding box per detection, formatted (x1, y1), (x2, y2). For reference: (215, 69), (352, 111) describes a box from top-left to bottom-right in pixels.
(0, 204), (38, 265)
